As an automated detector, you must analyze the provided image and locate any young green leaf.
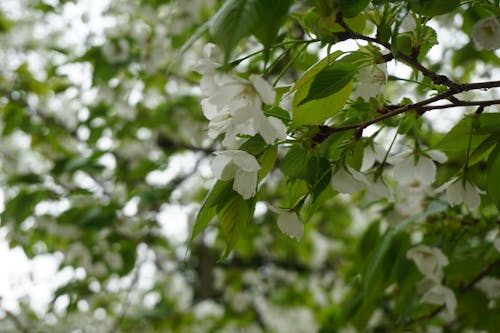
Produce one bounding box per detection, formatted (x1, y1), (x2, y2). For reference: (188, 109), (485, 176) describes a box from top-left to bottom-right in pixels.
(189, 180), (235, 247)
(218, 195), (256, 259)
(298, 61), (356, 106)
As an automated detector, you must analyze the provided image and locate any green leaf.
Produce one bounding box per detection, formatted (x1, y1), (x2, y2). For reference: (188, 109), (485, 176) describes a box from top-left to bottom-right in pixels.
(258, 145), (278, 181)
(189, 181), (235, 247)
(487, 142), (500, 212)
(339, 0), (371, 18)
(210, 0), (260, 61)
(218, 195), (255, 259)
(253, 0), (292, 60)
(305, 156), (332, 198)
(363, 201), (447, 296)
(409, 0), (460, 16)
(434, 115), (488, 158)
(280, 147), (308, 178)
(292, 55), (354, 127)
(298, 61), (356, 106)
(468, 135), (499, 166)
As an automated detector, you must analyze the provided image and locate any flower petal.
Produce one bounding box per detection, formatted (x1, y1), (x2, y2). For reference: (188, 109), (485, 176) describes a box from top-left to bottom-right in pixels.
(277, 212), (304, 240)
(233, 169), (258, 199)
(463, 181), (481, 210)
(250, 75), (276, 105)
(211, 153), (236, 180)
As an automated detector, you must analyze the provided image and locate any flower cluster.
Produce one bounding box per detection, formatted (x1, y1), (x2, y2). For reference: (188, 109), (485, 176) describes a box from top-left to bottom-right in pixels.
(196, 44), (286, 200)
(406, 245), (456, 316)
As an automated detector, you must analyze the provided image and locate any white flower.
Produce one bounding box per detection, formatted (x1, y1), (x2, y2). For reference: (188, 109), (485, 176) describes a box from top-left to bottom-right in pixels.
(435, 177), (483, 210)
(476, 276), (500, 299)
(471, 16), (500, 50)
(331, 167), (370, 194)
(361, 142), (387, 172)
(495, 238), (500, 252)
(352, 62), (387, 101)
(211, 150), (261, 199)
(406, 245), (449, 281)
(196, 44), (286, 148)
(392, 150), (447, 187)
(421, 284), (457, 316)
(102, 39), (130, 63)
(277, 212), (304, 240)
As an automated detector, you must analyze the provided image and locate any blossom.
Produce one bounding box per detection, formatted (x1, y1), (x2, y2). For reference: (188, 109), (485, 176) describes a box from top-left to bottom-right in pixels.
(421, 284), (457, 316)
(211, 150), (261, 199)
(277, 212), (304, 240)
(495, 238), (500, 252)
(351, 62), (387, 101)
(102, 39), (130, 63)
(392, 150), (447, 187)
(330, 167), (370, 194)
(406, 245), (448, 281)
(476, 276), (500, 299)
(196, 44), (286, 148)
(471, 16), (500, 50)
(435, 177), (483, 210)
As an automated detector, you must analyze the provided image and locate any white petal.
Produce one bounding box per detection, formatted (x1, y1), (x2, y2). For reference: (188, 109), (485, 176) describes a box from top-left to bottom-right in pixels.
(446, 181), (464, 206)
(421, 284), (456, 316)
(463, 181), (481, 210)
(406, 245), (448, 280)
(233, 170), (258, 199)
(476, 276), (500, 299)
(472, 17), (500, 50)
(227, 150), (261, 172)
(392, 158), (416, 184)
(352, 63), (387, 100)
(495, 238), (500, 253)
(277, 212), (304, 240)
(254, 113), (285, 144)
(250, 75), (276, 105)
(211, 153), (236, 180)
(434, 177), (459, 194)
(415, 156), (436, 186)
(331, 168), (367, 194)
(426, 150), (448, 164)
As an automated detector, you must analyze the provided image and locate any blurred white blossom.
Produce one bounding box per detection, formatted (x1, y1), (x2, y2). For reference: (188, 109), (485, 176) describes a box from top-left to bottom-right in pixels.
(471, 16), (500, 50)
(406, 245), (448, 281)
(421, 283), (457, 316)
(352, 62), (387, 101)
(331, 167), (371, 194)
(476, 276), (500, 299)
(102, 39), (130, 63)
(436, 178), (482, 210)
(392, 150), (447, 187)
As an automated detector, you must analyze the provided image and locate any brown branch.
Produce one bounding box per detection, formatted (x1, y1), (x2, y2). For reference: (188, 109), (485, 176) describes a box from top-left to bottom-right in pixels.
(335, 15), (459, 89)
(316, 80), (500, 142)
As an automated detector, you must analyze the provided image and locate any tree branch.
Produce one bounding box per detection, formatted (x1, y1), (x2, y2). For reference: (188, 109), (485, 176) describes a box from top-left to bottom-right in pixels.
(315, 80), (500, 142)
